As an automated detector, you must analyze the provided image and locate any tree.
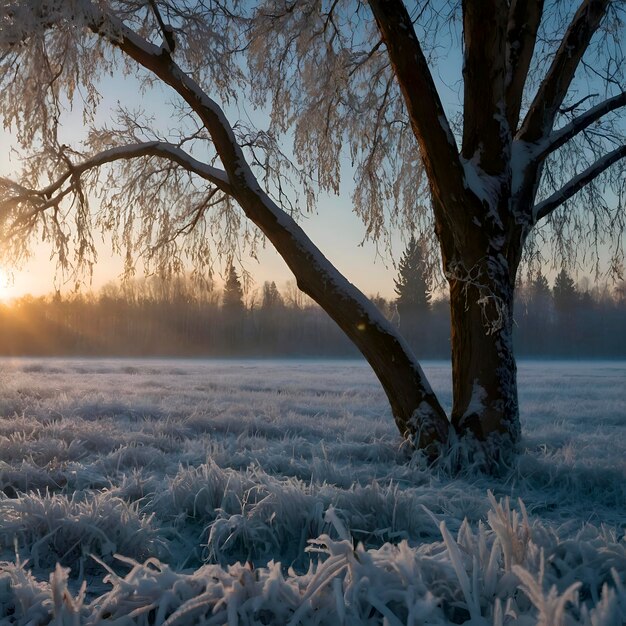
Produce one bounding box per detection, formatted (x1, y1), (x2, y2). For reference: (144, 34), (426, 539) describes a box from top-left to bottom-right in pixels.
(1, 1), (624, 459)
(529, 273), (552, 314)
(261, 281), (283, 310)
(394, 236), (431, 320)
(553, 269), (579, 315)
(222, 264), (245, 313)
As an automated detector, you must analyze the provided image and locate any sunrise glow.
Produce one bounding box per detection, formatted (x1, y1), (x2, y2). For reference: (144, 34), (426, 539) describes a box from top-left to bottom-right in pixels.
(0, 268), (16, 302)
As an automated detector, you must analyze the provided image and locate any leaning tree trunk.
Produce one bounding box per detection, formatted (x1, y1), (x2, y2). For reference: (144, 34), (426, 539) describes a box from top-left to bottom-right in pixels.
(233, 185), (451, 452)
(111, 39), (453, 452)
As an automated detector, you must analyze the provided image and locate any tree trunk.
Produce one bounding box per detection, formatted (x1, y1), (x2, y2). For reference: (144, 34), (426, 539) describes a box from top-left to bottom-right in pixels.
(447, 257), (521, 448)
(233, 186), (450, 452)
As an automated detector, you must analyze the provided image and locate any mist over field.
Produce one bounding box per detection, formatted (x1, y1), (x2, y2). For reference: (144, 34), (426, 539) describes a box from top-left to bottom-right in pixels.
(0, 357), (624, 624)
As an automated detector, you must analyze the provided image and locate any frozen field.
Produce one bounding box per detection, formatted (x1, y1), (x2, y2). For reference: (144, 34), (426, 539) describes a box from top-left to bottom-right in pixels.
(0, 357), (624, 625)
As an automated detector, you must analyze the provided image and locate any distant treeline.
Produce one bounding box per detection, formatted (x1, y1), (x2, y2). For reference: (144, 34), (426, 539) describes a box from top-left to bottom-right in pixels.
(0, 271), (624, 358)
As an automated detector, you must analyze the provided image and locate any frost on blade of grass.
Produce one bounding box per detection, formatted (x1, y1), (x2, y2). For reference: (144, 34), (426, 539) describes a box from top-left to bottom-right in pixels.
(0, 358), (624, 623)
(204, 470), (327, 567)
(0, 460), (68, 494)
(486, 490), (534, 572)
(0, 558), (52, 626)
(513, 554), (582, 626)
(0, 491), (167, 574)
(50, 563), (86, 625)
(0, 489), (623, 624)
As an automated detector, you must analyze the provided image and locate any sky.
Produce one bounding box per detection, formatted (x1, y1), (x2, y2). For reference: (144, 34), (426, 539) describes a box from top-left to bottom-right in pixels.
(0, 174), (404, 304)
(0, 5), (621, 304)
(0, 126), (401, 303)
(0, 102), (410, 303)
(0, 5), (468, 304)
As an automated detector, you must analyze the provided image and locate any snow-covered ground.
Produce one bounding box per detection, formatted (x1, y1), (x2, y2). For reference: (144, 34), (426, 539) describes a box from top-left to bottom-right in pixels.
(0, 358), (624, 625)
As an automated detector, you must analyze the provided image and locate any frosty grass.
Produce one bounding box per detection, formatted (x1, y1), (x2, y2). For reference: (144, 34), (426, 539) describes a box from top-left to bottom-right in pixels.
(0, 358), (624, 625)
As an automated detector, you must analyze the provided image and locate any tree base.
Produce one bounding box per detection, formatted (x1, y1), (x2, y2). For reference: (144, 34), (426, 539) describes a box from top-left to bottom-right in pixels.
(408, 427), (520, 476)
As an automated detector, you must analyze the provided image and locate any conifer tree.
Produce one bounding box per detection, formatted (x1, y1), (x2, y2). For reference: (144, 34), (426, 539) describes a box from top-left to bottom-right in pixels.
(222, 265), (245, 313)
(529, 272), (552, 316)
(261, 281), (283, 309)
(394, 236), (431, 319)
(553, 269), (579, 314)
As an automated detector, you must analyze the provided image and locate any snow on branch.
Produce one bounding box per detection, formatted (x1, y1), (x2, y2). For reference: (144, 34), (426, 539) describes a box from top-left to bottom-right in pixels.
(536, 92), (626, 160)
(60, 142), (228, 191)
(533, 144), (626, 222)
(96, 11), (254, 190)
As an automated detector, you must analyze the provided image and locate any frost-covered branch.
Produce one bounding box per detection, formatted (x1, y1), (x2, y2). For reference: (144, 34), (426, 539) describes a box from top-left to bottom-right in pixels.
(536, 92), (626, 160)
(519, 0), (611, 143)
(27, 142), (228, 199)
(1, 141), (230, 231)
(533, 144), (626, 221)
(96, 12), (253, 193)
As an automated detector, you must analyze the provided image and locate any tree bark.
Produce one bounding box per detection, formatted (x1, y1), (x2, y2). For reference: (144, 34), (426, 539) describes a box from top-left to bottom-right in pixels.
(447, 256), (521, 448)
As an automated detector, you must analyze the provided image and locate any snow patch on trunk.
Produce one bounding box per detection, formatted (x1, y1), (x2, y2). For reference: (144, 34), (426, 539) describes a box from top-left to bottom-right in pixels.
(461, 156), (504, 227)
(463, 379), (488, 420)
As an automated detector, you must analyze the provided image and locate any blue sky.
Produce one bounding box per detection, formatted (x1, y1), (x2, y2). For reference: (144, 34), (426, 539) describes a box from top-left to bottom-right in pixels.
(1, 6), (621, 302)
(0, 14), (466, 302)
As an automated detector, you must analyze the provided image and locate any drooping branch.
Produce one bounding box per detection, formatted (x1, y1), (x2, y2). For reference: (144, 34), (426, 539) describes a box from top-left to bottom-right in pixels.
(533, 144), (626, 221)
(367, 0), (467, 219)
(536, 91), (626, 160)
(461, 0), (509, 172)
(1, 141), (231, 235)
(505, 0), (544, 132)
(519, 0), (611, 143)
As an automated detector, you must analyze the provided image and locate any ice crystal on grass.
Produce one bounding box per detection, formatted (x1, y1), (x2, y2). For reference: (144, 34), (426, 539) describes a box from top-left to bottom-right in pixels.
(0, 491), (167, 574)
(0, 358), (623, 623)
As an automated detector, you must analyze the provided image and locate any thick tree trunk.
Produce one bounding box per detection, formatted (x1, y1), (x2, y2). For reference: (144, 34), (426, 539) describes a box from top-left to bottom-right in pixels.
(447, 258), (521, 448)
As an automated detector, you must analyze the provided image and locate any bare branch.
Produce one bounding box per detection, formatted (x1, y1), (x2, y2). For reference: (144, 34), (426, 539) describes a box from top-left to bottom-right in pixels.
(537, 91), (626, 160)
(461, 0), (509, 171)
(1, 141), (231, 234)
(534, 144), (626, 221)
(367, 0), (466, 222)
(27, 141), (228, 197)
(347, 38), (383, 77)
(559, 93), (599, 114)
(519, 0), (611, 143)
(505, 0), (544, 132)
